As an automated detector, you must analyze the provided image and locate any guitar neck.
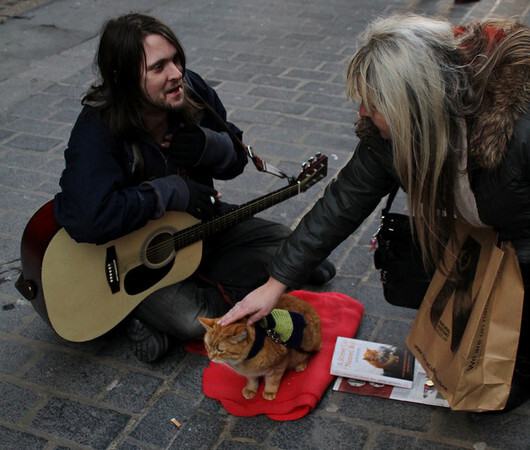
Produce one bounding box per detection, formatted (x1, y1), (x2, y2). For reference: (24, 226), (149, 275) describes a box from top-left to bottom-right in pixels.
(173, 181), (302, 250)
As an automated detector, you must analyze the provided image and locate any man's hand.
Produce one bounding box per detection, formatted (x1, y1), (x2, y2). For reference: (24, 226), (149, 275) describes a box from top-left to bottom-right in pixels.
(217, 277), (287, 326)
(185, 179), (220, 219)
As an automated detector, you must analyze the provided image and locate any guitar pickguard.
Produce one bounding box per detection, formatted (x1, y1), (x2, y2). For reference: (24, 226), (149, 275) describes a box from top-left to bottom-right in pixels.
(124, 259), (175, 295)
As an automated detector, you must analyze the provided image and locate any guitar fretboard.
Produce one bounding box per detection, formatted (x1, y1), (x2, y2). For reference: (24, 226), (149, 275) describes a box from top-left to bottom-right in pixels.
(144, 154), (327, 260)
(173, 181), (302, 250)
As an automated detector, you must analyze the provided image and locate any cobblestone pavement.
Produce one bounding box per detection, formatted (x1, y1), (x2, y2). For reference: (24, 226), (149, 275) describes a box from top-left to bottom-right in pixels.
(0, 0), (51, 22)
(0, 0), (529, 449)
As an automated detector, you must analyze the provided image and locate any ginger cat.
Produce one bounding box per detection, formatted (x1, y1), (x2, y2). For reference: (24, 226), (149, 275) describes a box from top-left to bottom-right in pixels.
(199, 294), (322, 400)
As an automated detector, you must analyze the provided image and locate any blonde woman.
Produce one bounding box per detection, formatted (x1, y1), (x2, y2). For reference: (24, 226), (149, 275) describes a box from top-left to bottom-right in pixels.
(219, 13), (530, 412)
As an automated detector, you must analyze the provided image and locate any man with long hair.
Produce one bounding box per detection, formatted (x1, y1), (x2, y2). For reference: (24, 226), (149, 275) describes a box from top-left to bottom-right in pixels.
(53, 13), (335, 362)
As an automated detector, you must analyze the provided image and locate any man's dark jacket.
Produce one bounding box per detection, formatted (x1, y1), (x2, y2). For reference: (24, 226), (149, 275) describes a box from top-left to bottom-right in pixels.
(54, 70), (247, 244)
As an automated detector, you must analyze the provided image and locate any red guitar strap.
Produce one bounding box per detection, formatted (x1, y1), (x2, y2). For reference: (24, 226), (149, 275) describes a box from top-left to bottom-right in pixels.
(193, 273), (234, 307)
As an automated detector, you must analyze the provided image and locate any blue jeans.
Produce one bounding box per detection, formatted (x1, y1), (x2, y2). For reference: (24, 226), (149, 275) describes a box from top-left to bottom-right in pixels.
(134, 217), (291, 340)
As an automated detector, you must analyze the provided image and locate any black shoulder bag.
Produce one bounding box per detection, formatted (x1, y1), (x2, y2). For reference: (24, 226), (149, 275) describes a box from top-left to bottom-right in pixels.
(373, 187), (434, 309)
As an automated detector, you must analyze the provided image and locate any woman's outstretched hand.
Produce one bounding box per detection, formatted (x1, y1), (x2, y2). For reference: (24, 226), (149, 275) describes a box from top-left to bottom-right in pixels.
(217, 277), (287, 326)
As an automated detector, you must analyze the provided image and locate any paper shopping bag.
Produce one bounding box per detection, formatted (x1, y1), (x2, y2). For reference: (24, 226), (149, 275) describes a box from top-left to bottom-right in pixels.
(407, 221), (524, 412)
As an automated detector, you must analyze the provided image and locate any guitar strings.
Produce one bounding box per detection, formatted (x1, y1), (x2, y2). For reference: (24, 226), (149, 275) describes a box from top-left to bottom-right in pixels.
(143, 173), (318, 260)
(144, 186), (296, 259)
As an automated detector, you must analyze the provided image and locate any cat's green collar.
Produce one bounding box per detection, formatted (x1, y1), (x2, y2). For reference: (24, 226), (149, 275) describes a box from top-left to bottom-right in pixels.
(246, 310), (307, 359)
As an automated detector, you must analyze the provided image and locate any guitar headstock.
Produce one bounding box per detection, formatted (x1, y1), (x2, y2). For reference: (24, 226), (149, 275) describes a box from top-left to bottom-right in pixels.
(293, 153), (328, 192)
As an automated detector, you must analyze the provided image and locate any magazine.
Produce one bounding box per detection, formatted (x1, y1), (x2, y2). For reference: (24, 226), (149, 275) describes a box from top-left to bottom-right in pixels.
(330, 337), (415, 388)
(332, 361), (450, 408)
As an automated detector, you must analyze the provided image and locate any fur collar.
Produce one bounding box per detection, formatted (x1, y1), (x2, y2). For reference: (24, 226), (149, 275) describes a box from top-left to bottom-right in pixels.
(467, 61), (530, 170)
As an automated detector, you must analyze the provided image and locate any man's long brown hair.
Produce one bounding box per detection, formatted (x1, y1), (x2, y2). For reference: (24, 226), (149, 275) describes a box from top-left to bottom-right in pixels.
(83, 13), (201, 141)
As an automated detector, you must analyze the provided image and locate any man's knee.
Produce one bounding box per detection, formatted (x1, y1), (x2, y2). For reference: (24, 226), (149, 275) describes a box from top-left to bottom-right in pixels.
(172, 315), (206, 341)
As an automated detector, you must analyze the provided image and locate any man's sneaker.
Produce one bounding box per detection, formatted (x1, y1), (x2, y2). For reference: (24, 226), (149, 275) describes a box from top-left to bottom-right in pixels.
(127, 318), (169, 362)
(308, 259), (336, 285)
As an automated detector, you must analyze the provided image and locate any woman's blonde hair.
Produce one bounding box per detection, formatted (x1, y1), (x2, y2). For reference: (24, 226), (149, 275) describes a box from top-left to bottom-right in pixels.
(346, 13), (467, 269)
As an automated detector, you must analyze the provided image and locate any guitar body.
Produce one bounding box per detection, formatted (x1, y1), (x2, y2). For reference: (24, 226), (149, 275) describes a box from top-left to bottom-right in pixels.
(19, 202), (202, 342)
(16, 154), (328, 343)
(18, 201), (60, 330)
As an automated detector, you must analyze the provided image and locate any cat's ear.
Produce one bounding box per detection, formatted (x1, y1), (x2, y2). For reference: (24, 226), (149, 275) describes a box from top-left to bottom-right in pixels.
(198, 317), (216, 331)
(231, 325), (249, 343)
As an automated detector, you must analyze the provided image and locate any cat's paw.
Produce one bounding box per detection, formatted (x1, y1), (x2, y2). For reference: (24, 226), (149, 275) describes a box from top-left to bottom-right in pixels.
(262, 390), (278, 400)
(242, 387), (257, 399)
(294, 360), (308, 372)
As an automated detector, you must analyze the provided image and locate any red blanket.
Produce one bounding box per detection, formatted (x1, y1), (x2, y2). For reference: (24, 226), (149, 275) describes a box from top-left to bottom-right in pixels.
(188, 290), (364, 421)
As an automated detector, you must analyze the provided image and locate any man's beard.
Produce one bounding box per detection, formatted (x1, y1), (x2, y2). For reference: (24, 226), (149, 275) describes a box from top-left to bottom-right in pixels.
(163, 96), (187, 113)
(143, 92), (187, 115)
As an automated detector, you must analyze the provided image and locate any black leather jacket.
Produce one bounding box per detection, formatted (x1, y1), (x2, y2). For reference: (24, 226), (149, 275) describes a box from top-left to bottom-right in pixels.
(271, 109), (530, 288)
(471, 112), (530, 256)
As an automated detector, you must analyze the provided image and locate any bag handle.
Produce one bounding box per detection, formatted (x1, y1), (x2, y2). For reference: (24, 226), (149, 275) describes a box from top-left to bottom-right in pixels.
(382, 185), (400, 217)
(371, 184), (401, 251)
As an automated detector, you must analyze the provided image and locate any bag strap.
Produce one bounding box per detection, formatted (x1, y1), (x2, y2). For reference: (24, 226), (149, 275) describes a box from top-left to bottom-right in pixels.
(372, 184), (401, 250)
(189, 89), (289, 180)
(382, 185), (400, 216)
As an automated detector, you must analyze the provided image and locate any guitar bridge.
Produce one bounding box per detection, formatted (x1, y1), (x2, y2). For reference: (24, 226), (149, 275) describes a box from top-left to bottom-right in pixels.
(105, 246), (120, 294)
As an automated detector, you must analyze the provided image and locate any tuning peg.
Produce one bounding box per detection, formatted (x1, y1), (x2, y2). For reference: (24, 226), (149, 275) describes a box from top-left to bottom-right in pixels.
(315, 152), (321, 158)
(307, 156), (314, 164)
(302, 162), (308, 170)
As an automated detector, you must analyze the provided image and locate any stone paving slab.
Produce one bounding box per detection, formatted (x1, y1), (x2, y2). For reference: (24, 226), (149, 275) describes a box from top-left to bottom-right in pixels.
(0, 0), (529, 448)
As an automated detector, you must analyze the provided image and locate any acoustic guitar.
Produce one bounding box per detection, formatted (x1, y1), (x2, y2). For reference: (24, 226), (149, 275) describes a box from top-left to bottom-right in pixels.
(16, 154), (327, 342)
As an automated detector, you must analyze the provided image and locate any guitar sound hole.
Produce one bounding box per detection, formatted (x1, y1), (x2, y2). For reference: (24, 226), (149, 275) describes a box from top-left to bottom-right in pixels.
(145, 232), (175, 267)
